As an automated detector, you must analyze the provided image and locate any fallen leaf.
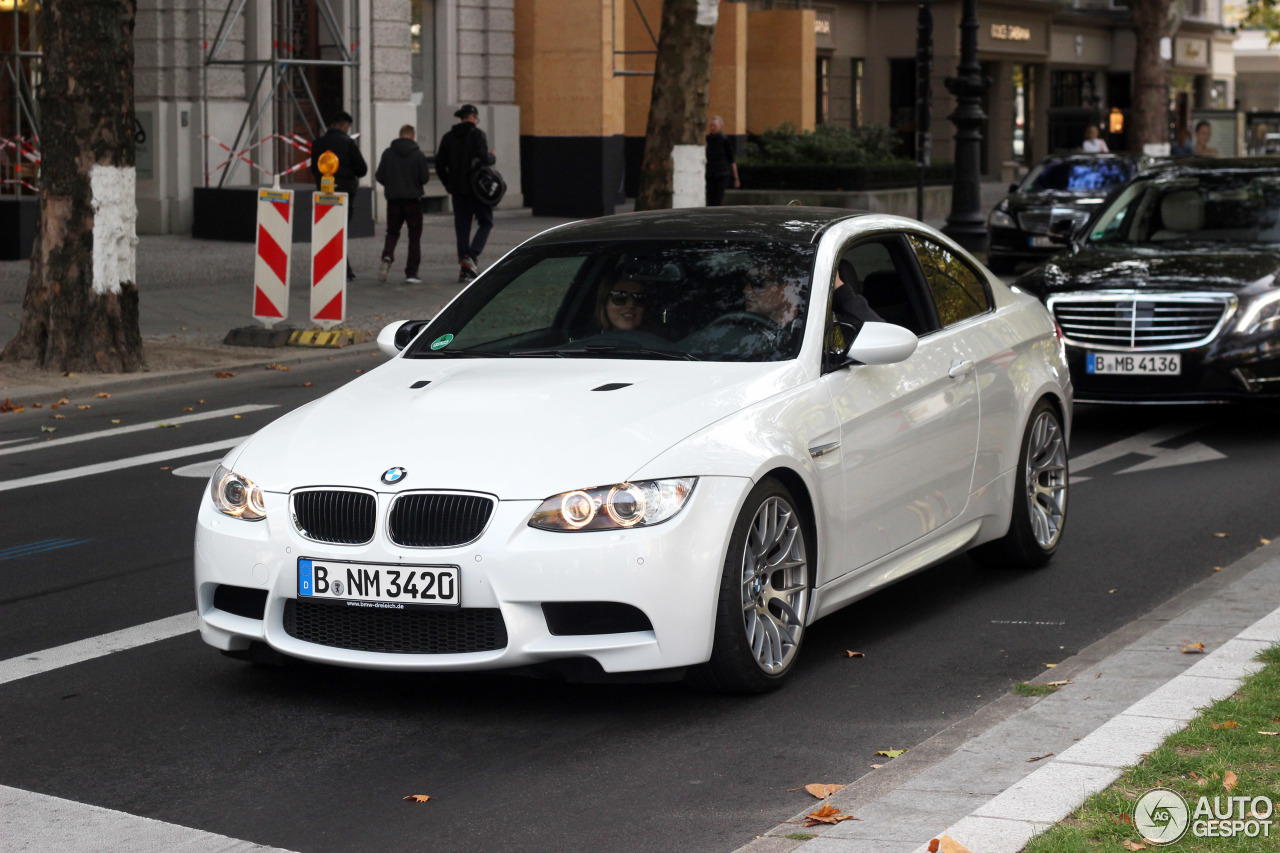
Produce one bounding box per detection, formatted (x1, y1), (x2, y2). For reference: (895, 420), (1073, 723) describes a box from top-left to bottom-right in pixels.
(1109, 589), (1117, 594)
(183, 407), (194, 412)
(50, 403), (59, 409)
(928, 841), (940, 853)
(1095, 672), (1102, 678)
(198, 400), (205, 404)
(233, 414), (242, 419)
(1257, 731), (1279, 736)
(215, 371), (236, 378)
(356, 368), (363, 374)
(1115, 813), (1135, 825)
(77, 404), (91, 410)
(159, 466), (171, 471)
(180, 326), (188, 331)
(1224, 770), (1238, 792)
(40, 425), (55, 433)
(302, 381), (313, 387)
(1183, 642), (1206, 654)
(157, 423), (179, 428)
(1027, 752), (1054, 762)
(801, 803), (859, 827)
(803, 783), (845, 799)
(0, 399), (16, 413)
(402, 794), (432, 803)
(870, 763), (883, 769)
(1044, 663), (1058, 668)
(29, 402), (41, 408)
(844, 651), (865, 658)
(52, 414), (65, 420)
(62, 371), (77, 377)
(1122, 841), (1147, 851)
(94, 392), (110, 398)
(1259, 537), (1272, 545)
(875, 748), (907, 758)
(1214, 566), (1224, 571)
(1214, 532), (1230, 538)
(111, 419), (121, 424)
(1211, 721), (1239, 730)
(931, 835), (973, 853)
(266, 362), (290, 371)
(1047, 680), (1073, 687)
(57, 397), (69, 405)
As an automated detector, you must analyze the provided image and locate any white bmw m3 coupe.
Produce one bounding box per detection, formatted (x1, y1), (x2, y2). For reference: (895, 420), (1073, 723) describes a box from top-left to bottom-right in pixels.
(195, 207), (1072, 692)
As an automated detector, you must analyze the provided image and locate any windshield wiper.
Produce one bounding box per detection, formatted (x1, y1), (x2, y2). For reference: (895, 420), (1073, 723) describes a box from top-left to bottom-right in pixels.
(510, 345), (701, 361)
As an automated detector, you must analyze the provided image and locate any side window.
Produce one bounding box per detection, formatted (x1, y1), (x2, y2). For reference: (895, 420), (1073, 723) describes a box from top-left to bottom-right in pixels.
(834, 237), (934, 335)
(907, 235), (991, 327)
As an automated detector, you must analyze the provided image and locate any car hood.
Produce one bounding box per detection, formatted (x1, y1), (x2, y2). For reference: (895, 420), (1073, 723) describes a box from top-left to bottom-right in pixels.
(231, 356), (803, 499)
(1025, 245), (1280, 296)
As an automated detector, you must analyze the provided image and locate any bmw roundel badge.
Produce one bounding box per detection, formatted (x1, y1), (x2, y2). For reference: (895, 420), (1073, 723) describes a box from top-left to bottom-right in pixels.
(381, 466), (408, 485)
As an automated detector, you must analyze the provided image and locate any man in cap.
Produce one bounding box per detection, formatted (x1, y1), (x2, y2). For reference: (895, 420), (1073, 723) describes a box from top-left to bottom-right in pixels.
(310, 109), (368, 281)
(436, 104), (496, 282)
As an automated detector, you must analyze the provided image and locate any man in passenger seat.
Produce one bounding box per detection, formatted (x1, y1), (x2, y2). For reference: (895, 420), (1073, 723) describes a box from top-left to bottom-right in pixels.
(833, 259), (884, 332)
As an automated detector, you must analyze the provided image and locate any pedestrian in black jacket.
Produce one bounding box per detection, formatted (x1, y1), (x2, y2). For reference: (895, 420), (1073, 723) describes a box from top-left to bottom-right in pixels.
(375, 125), (432, 283)
(436, 104), (496, 282)
(309, 110), (368, 281)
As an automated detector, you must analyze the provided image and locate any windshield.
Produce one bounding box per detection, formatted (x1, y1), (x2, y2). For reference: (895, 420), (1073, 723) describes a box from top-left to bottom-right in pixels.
(403, 239), (817, 362)
(1022, 158), (1135, 194)
(1087, 171), (1280, 247)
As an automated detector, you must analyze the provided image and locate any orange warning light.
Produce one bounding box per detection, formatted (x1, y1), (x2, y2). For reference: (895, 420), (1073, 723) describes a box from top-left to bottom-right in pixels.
(317, 150), (338, 193)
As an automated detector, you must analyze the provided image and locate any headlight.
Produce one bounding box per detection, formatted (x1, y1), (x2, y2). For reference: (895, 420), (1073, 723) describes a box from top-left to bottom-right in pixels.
(529, 478), (696, 531)
(210, 464), (267, 520)
(989, 209), (1016, 229)
(1236, 290), (1280, 334)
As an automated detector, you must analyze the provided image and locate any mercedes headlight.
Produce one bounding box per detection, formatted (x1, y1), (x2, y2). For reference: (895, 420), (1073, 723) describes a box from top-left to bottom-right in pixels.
(989, 209), (1016, 229)
(529, 478), (696, 531)
(210, 464), (267, 520)
(1236, 290), (1280, 335)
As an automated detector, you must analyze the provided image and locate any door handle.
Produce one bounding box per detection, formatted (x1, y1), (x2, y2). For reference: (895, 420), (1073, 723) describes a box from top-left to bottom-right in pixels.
(948, 359), (973, 379)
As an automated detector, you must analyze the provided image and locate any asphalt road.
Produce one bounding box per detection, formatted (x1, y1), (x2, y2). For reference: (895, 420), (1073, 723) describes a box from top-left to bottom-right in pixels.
(2, 354), (1278, 853)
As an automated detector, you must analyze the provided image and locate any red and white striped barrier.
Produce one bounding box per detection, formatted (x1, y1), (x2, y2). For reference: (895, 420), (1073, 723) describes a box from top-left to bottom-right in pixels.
(253, 187), (293, 327)
(310, 191), (347, 329)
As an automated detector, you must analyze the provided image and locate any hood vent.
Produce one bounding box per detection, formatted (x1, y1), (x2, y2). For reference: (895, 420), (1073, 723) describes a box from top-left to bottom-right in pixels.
(592, 383), (632, 392)
(410, 380), (431, 389)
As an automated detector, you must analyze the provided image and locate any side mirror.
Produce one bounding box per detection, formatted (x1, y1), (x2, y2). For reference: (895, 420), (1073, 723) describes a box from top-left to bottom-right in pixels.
(1048, 219), (1075, 245)
(376, 320), (429, 357)
(846, 322), (919, 366)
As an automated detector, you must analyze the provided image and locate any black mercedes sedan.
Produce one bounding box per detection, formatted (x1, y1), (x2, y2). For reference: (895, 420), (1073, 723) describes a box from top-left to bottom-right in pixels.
(987, 153), (1146, 274)
(1014, 157), (1280, 403)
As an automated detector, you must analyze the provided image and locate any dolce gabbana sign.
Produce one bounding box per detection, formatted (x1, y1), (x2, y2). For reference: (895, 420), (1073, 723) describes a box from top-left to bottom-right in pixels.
(991, 23), (1031, 41)
(978, 14), (1046, 54)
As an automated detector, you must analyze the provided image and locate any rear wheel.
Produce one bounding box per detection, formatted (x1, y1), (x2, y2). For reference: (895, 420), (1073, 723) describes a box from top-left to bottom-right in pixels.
(693, 478), (812, 693)
(971, 399), (1068, 569)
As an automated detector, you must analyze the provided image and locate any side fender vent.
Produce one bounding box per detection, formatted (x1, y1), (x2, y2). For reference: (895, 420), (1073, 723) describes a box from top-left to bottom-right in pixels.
(592, 383), (632, 392)
(409, 380), (432, 389)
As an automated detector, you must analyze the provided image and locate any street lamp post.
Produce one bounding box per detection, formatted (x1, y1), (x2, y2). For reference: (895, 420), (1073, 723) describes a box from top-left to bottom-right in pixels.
(942, 0), (990, 252)
(916, 0), (932, 223)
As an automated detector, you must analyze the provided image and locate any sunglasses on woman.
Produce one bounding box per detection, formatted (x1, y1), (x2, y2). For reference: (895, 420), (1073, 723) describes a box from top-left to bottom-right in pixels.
(609, 290), (646, 306)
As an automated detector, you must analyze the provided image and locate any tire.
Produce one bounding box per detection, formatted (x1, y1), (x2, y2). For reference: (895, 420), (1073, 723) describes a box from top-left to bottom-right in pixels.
(971, 399), (1068, 569)
(691, 477), (813, 693)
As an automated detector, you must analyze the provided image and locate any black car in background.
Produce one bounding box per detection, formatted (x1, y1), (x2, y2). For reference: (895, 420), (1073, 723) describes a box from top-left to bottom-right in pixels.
(987, 154), (1145, 274)
(1014, 157), (1280, 403)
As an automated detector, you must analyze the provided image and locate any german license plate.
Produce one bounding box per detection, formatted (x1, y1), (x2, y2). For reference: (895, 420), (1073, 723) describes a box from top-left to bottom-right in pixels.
(1087, 353), (1182, 375)
(1029, 236), (1056, 247)
(297, 558), (459, 608)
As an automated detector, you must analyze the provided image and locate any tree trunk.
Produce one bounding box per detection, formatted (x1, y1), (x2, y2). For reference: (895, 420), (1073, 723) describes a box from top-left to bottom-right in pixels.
(1128, 0), (1170, 153)
(635, 0), (716, 211)
(1, 0), (142, 372)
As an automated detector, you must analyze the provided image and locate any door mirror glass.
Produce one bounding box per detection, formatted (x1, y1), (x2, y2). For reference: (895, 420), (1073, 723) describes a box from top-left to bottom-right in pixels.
(845, 321), (919, 365)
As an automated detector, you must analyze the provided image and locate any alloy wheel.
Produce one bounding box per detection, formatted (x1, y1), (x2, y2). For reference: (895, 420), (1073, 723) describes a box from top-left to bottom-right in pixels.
(739, 496), (809, 674)
(1024, 410), (1068, 550)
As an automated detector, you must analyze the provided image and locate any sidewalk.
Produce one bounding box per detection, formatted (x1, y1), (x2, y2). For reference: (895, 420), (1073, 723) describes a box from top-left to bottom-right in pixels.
(736, 541), (1280, 853)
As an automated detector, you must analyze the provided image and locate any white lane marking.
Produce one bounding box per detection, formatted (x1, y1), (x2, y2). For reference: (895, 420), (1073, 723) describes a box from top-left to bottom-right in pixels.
(0, 404), (275, 457)
(1070, 423), (1223, 483)
(0, 612), (196, 685)
(1, 785), (300, 853)
(0, 437), (247, 492)
(171, 458), (223, 479)
(1117, 440), (1227, 474)
(0, 437), (37, 447)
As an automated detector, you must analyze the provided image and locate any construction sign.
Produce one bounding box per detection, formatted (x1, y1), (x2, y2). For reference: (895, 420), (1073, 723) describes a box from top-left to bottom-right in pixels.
(310, 192), (347, 330)
(253, 188), (293, 327)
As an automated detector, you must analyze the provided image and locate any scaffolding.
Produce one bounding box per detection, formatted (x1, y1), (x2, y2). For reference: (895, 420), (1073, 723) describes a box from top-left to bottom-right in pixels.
(202, 0), (360, 188)
(0, 1), (40, 197)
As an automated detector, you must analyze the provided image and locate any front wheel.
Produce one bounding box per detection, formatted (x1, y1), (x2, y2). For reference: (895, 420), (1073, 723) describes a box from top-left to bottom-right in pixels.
(692, 478), (812, 693)
(971, 399), (1068, 569)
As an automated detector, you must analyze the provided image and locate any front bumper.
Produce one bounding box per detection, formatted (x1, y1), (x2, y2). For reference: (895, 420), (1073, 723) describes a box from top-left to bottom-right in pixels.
(194, 476), (751, 673)
(1065, 343), (1280, 403)
(987, 226), (1062, 263)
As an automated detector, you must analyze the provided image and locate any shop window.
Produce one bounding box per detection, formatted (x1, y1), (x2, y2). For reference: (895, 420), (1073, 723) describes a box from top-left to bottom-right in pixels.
(889, 58), (917, 159)
(852, 59), (864, 127)
(412, 0), (438, 148)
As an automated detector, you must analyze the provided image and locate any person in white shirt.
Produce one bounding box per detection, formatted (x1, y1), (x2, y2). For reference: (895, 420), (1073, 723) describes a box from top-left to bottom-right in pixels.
(1081, 125), (1109, 153)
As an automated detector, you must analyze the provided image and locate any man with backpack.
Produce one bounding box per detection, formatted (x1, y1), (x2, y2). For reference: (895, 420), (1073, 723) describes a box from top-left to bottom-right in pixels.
(436, 104), (496, 282)
(375, 125), (432, 284)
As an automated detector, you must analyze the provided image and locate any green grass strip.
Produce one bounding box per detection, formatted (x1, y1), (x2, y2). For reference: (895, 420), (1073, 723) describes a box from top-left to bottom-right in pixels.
(1023, 644), (1280, 852)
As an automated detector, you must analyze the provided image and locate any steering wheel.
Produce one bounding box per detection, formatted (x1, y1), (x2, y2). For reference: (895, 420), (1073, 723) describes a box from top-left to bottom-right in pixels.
(707, 311), (777, 332)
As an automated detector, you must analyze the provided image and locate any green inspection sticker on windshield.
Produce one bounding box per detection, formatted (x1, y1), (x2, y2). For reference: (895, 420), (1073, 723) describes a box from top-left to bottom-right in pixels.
(430, 334), (454, 351)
